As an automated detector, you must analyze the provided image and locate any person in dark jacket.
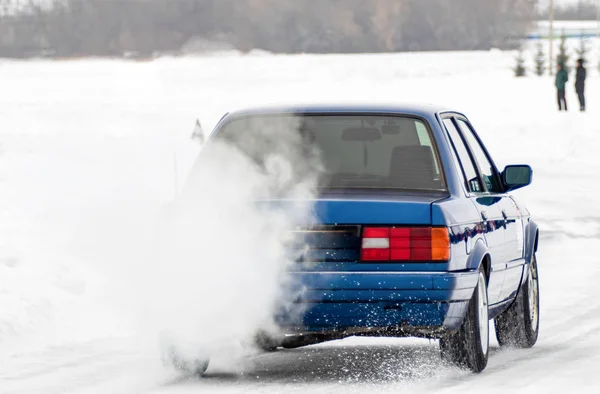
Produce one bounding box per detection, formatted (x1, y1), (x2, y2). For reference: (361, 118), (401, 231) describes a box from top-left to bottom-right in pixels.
(555, 62), (568, 111)
(575, 58), (586, 111)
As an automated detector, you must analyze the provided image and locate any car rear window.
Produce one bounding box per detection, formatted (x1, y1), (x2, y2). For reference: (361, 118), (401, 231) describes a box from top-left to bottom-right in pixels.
(214, 114), (446, 191)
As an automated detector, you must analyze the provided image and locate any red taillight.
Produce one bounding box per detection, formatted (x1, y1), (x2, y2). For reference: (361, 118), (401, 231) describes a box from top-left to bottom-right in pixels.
(361, 226), (450, 262)
(363, 227), (390, 238)
(361, 248), (390, 261)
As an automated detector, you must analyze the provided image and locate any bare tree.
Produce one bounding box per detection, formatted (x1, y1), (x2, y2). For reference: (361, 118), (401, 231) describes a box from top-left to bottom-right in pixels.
(0, 0), (537, 58)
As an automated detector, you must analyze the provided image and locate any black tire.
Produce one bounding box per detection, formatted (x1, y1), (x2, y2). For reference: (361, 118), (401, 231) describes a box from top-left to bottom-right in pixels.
(281, 333), (332, 349)
(166, 347), (210, 376)
(159, 331), (210, 376)
(253, 330), (282, 352)
(495, 255), (539, 348)
(440, 266), (489, 373)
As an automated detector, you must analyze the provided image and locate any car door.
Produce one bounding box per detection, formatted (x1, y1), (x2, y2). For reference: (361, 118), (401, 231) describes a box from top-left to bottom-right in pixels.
(500, 196), (526, 300)
(456, 119), (526, 302)
(441, 117), (505, 305)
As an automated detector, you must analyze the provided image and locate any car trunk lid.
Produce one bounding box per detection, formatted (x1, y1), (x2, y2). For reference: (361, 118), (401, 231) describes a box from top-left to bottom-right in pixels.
(261, 191), (448, 263)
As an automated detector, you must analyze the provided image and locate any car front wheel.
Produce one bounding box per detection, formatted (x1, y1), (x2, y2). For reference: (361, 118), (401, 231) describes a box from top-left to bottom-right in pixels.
(440, 266), (489, 373)
(494, 255), (539, 348)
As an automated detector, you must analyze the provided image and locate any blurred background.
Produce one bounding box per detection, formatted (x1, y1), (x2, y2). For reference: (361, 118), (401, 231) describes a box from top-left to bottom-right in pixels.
(0, 0), (598, 57)
(0, 0), (550, 56)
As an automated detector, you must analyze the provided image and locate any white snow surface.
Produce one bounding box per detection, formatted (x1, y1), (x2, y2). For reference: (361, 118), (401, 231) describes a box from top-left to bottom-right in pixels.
(1, 50), (600, 393)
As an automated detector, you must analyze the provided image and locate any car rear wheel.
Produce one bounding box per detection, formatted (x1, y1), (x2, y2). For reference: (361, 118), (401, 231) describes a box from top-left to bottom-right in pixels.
(440, 266), (489, 373)
(253, 330), (282, 352)
(494, 255), (539, 348)
(159, 331), (210, 376)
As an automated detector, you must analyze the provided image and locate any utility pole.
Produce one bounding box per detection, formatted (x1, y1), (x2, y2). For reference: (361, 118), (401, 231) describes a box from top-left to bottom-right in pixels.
(549, 0), (554, 75)
(597, 0), (600, 39)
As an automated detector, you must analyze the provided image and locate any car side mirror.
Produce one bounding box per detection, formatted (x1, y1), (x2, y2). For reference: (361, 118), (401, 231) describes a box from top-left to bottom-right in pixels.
(502, 165), (532, 191)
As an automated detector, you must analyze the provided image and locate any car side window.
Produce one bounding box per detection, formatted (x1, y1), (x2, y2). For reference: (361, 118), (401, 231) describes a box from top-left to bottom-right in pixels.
(443, 118), (482, 193)
(456, 119), (503, 193)
(415, 121), (440, 176)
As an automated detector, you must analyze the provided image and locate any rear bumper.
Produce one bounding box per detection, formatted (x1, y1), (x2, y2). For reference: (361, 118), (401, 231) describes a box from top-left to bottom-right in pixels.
(277, 270), (478, 333)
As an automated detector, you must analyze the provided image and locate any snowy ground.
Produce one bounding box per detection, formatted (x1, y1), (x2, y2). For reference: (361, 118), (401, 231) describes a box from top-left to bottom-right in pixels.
(1, 49), (600, 393)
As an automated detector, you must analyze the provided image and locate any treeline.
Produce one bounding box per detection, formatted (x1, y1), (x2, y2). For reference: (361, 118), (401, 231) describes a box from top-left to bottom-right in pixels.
(0, 0), (536, 58)
(538, 1), (599, 20)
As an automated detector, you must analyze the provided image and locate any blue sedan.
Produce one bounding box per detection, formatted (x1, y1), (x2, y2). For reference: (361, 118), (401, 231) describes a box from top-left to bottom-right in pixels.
(166, 104), (539, 374)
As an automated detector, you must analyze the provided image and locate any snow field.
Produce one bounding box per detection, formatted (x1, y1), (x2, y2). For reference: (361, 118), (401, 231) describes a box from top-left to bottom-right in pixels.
(1, 47), (600, 392)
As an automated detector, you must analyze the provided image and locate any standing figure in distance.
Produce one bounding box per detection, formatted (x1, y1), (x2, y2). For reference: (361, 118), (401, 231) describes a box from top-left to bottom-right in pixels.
(575, 58), (586, 112)
(555, 62), (568, 111)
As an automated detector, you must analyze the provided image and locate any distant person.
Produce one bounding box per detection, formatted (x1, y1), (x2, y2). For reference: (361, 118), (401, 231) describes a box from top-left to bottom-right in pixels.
(575, 58), (586, 111)
(555, 62), (568, 111)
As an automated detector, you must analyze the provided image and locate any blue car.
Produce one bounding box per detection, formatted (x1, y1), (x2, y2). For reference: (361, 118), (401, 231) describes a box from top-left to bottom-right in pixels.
(166, 104), (539, 374)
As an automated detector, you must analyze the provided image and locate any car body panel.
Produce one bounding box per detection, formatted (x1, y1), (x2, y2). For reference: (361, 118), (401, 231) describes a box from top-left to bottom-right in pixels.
(206, 103), (537, 336)
(288, 271), (479, 292)
(311, 197), (437, 225)
(280, 301), (470, 332)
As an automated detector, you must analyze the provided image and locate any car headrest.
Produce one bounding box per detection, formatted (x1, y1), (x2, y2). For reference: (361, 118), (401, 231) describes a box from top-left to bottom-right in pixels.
(389, 145), (436, 187)
(382, 119), (421, 145)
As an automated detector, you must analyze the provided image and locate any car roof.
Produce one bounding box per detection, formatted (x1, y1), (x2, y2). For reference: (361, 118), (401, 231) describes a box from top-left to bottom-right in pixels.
(224, 102), (461, 120)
